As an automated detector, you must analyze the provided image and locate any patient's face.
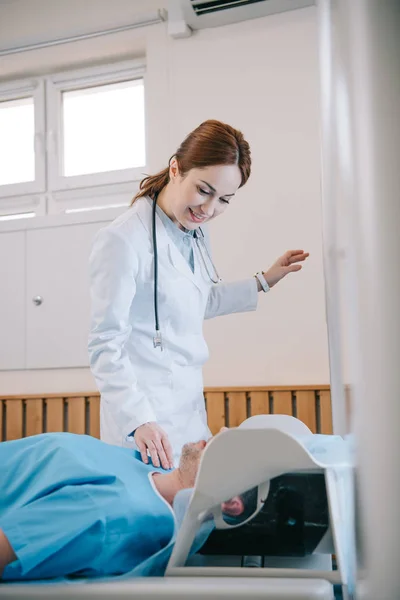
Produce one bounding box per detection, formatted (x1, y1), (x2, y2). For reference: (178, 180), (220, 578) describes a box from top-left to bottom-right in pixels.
(178, 434), (253, 519)
(179, 440), (206, 488)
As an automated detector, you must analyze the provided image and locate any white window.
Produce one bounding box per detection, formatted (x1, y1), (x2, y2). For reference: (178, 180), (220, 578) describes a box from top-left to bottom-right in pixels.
(0, 78), (46, 200)
(0, 60), (146, 218)
(47, 61), (146, 194)
(1, 98), (34, 185)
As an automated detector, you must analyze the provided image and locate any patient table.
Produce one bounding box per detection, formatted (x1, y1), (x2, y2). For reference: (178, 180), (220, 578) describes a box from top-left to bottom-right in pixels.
(167, 415), (354, 599)
(1, 416), (354, 600)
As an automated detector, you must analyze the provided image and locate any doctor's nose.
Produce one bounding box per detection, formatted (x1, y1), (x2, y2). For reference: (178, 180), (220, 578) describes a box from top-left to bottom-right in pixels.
(201, 198), (216, 218)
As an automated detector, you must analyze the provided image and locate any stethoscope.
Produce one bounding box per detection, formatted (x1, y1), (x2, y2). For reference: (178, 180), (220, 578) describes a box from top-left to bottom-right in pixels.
(152, 193), (221, 350)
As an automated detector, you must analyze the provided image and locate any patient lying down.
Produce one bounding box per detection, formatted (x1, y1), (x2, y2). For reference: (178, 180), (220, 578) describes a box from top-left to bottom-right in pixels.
(0, 431), (243, 581)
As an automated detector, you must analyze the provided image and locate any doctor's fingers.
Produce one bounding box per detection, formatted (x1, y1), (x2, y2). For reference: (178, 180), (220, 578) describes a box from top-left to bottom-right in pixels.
(285, 250), (309, 264)
(147, 439), (169, 469)
(136, 439), (149, 465)
(161, 435), (174, 469)
(283, 263), (302, 274)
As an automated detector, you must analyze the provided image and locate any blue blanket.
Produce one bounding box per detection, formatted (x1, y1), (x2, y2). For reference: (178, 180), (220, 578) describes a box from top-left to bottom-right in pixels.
(0, 433), (213, 582)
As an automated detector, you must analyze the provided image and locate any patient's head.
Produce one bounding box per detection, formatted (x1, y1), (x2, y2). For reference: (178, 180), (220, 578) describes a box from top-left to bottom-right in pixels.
(178, 436), (258, 521)
(178, 428), (227, 488)
(156, 430), (260, 520)
(222, 487), (259, 520)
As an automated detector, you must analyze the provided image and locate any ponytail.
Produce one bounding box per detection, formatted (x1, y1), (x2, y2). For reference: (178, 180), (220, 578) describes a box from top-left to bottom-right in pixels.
(131, 167), (169, 204)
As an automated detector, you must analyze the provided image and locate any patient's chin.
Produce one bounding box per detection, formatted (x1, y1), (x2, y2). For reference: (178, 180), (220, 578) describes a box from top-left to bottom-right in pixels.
(179, 444), (204, 488)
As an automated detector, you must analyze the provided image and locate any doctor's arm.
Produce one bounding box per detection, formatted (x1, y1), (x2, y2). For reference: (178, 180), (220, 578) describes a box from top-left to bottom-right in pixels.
(205, 250), (309, 320)
(88, 231), (157, 441)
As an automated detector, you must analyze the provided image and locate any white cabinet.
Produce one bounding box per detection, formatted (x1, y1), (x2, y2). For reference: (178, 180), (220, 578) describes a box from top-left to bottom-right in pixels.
(0, 231), (25, 370)
(26, 221), (106, 369)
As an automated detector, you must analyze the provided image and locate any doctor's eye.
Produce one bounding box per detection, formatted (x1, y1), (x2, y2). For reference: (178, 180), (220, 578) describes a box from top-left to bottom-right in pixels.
(197, 186), (210, 196)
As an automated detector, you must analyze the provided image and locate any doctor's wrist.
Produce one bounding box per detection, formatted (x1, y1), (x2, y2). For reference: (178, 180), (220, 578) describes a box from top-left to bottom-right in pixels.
(254, 272), (270, 293)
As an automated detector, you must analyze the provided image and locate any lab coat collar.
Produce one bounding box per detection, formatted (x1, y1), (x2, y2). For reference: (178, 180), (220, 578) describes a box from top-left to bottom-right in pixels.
(135, 197), (206, 293)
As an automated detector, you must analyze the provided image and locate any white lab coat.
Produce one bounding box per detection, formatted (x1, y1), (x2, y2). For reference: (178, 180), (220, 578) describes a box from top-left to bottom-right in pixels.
(88, 197), (258, 464)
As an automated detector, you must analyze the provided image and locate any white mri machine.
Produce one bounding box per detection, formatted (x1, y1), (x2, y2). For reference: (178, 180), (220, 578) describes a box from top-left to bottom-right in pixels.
(2, 0), (400, 598)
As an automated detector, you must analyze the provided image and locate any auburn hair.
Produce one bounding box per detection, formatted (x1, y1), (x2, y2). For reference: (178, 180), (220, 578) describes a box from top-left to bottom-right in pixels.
(132, 119), (251, 203)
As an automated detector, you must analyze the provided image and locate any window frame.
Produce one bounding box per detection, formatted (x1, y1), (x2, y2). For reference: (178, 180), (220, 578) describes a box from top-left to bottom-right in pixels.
(0, 77), (46, 199)
(46, 59), (147, 193)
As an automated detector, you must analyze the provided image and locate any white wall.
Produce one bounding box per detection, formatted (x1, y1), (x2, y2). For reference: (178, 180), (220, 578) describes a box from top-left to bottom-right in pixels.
(0, 3), (329, 394)
(167, 10), (328, 386)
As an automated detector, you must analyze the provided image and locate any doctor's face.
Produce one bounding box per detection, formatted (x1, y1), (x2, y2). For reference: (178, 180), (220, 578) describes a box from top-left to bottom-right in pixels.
(169, 161), (242, 231)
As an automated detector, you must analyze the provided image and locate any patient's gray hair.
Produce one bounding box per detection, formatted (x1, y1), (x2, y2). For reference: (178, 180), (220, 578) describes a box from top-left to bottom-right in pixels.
(239, 487), (259, 521)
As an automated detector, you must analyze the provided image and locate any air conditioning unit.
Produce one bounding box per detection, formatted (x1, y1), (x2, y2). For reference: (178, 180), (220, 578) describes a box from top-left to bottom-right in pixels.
(167, 0), (315, 38)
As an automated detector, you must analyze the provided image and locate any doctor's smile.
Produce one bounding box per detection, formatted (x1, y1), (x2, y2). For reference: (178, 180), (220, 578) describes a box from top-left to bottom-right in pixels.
(88, 119), (309, 471)
(188, 207), (207, 223)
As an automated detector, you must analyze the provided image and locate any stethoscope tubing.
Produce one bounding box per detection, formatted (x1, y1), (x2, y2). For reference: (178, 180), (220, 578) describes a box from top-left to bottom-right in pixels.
(152, 194), (221, 350)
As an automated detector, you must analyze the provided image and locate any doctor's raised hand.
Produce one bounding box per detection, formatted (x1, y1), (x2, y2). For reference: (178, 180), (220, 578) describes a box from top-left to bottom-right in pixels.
(88, 119), (309, 469)
(262, 249), (310, 290)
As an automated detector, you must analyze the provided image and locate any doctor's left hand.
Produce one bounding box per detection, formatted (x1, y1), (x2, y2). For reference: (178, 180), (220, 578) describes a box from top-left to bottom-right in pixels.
(263, 249), (309, 288)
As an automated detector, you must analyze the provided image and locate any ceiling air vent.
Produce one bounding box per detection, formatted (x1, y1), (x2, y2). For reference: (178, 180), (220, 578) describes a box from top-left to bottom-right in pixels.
(191, 0), (268, 17)
(167, 0), (315, 37)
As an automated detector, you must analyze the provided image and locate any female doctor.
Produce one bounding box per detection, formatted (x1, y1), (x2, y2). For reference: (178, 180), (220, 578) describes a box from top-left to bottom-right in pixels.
(88, 120), (308, 470)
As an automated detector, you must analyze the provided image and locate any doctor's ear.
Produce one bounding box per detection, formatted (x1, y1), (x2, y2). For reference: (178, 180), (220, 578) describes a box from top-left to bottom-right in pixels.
(169, 156), (181, 182)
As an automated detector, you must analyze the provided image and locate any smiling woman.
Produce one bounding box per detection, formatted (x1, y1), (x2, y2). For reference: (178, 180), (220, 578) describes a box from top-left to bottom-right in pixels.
(88, 119), (309, 472)
(132, 120), (251, 230)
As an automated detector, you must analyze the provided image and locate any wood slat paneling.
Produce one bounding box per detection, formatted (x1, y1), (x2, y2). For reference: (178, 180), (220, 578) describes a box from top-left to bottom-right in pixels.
(204, 386), (330, 392)
(273, 391), (293, 416)
(67, 397), (86, 435)
(0, 392), (99, 400)
(25, 398), (44, 437)
(88, 396), (100, 439)
(46, 398), (64, 432)
(5, 399), (23, 441)
(320, 390), (333, 434)
(227, 392), (247, 428)
(296, 391), (317, 433)
(248, 391), (270, 417)
(1, 387), (333, 441)
(205, 392), (225, 435)
(0, 399), (3, 442)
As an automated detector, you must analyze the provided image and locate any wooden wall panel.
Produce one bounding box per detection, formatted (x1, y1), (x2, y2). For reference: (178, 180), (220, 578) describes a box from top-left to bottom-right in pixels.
(67, 397), (86, 435)
(88, 396), (100, 438)
(46, 398), (64, 433)
(0, 387), (333, 441)
(296, 391), (317, 433)
(25, 398), (44, 437)
(204, 392), (225, 435)
(226, 392), (247, 428)
(5, 399), (23, 441)
(273, 391), (293, 416)
(320, 390), (333, 434)
(248, 391), (270, 417)
(0, 399), (3, 442)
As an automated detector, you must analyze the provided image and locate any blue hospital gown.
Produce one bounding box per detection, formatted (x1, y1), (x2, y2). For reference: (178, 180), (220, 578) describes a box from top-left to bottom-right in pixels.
(0, 433), (175, 581)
